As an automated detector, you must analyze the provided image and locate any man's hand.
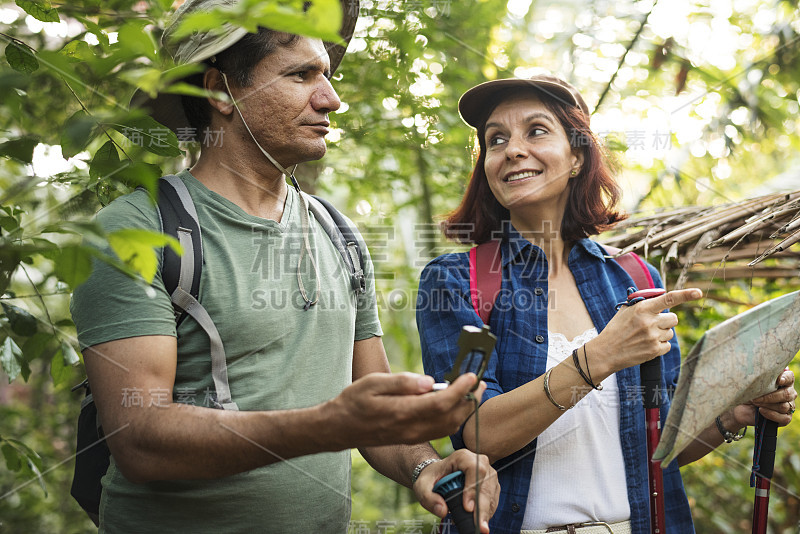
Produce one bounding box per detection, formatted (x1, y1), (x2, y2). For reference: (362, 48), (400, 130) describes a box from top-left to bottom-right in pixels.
(413, 449), (499, 534)
(328, 372), (486, 449)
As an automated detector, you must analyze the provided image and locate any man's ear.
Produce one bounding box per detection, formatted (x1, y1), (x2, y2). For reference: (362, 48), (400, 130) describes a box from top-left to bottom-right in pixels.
(203, 68), (233, 116)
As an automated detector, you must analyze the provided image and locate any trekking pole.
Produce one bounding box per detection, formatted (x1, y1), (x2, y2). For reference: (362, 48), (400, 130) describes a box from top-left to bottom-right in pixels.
(642, 356), (666, 534)
(751, 414), (779, 534)
(618, 288), (667, 533)
(433, 471), (476, 534)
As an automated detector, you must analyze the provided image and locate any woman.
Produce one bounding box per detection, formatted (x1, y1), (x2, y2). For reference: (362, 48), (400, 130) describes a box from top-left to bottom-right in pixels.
(416, 74), (796, 534)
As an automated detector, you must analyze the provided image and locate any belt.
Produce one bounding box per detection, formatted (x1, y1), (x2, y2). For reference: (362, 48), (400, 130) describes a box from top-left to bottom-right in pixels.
(522, 520), (632, 534)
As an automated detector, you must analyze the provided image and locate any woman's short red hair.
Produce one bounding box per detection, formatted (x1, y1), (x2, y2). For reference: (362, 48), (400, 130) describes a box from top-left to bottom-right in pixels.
(442, 90), (626, 244)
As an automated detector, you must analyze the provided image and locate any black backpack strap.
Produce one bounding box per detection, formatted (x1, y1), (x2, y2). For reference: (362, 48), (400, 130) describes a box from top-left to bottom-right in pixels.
(155, 176), (203, 326)
(307, 194), (366, 294)
(154, 176), (237, 410)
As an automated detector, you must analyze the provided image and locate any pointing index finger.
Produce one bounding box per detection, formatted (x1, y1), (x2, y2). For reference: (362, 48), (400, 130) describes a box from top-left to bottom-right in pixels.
(639, 288), (703, 313)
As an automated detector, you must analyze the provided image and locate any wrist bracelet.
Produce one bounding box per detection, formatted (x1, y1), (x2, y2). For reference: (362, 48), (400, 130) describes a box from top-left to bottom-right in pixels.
(715, 415), (746, 443)
(411, 458), (441, 485)
(572, 348), (602, 391)
(544, 368), (569, 411)
(583, 345), (602, 391)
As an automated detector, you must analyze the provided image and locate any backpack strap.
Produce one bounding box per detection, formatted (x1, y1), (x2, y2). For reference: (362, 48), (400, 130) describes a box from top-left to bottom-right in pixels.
(468, 240), (502, 324)
(602, 245), (655, 290)
(155, 176), (238, 411)
(467, 241), (656, 324)
(155, 176), (203, 326)
(305, 194), (366, 295)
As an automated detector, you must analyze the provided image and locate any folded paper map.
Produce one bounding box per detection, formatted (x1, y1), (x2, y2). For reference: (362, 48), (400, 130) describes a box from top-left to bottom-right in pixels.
(655, 290), (800, 466)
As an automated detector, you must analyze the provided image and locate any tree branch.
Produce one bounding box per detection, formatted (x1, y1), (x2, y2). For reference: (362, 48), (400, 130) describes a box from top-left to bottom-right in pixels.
(61, 79), (133, 162)
(19, 264), (58, 340)
(593, 3), (658, 113)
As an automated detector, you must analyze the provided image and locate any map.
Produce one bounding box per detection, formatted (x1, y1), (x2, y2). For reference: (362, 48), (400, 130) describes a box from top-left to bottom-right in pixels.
(655, 290), (800, 466)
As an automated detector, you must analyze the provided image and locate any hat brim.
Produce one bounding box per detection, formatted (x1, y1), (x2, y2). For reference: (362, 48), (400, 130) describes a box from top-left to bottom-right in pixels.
(131, 0), (359, 137)
(458, 78), (588, 129)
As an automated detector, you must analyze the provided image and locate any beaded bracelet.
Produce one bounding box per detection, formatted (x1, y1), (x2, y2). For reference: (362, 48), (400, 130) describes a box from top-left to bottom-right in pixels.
(715, 416), (746, 443)
(543, 368), (568, 411)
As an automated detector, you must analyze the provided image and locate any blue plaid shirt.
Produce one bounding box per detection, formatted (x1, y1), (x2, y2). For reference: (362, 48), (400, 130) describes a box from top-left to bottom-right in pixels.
(416, 228), (695, 534)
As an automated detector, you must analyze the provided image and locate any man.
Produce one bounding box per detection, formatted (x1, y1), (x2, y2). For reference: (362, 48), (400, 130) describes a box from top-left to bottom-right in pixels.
(70, 0), (498, 532)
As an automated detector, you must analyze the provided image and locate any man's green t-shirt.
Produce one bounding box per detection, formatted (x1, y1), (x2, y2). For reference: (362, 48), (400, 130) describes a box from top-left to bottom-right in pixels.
(70, 170), (383, 533)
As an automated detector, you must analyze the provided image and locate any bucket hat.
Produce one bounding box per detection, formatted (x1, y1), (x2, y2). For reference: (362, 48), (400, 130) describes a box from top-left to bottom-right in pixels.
(458, 73), (590, 129)
(133, 0), (359, 136)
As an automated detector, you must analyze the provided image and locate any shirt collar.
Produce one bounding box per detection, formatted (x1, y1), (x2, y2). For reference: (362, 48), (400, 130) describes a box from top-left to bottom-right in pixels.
(573, 237), (608, 262)
(500, 224), (608, 266)
(501, 225), (534, 266)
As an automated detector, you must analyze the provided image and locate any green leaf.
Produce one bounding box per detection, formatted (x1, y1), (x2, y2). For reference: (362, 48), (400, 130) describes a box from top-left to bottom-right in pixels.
(60, 39), (93, 63)
(107, 228), (182, 283)
(118, 66), (164, 96)
(0, 248), (21, 295)
(1, 302), (38, 337)
(0, 215), (19, 232)
(31, 243), (58, 264)
(30, 237), (58, 252)
(5, 42), (39, 74)
(606, 136), (628, 153)
(114, 161), (160, 197)
(2, 206), (25, 217)
(3, 438), (46, 495)
(61, 110), (97, 159)
(73, 15), (109, 47)
(120, 64), (204, 99)
(110, 115), (182, 157)
(1, 336), (24, 382)
(16, 0), (59, 22)
(89, 140), (121, 181)
(50, 349), (69, 386)
(0, 71), (28, 95)
(41, 220), (104, 237)
(36, 47), (80, 77)
(60, 340), (80, 366)
(4, 438), (43, 471)
(172, 0), (342, 43)
(1, 442), (21, 471)
(54, 245), (93, 288)
(21, 331), (51, 363)
(25, 455), (47, 495)
(117, 21), (157, 61)
(0, 136), (39, 164)
(161, 82), (229, 102)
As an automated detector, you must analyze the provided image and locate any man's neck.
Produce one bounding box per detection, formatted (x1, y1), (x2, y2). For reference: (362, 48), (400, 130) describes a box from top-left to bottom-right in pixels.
(191, 145), (291, 222)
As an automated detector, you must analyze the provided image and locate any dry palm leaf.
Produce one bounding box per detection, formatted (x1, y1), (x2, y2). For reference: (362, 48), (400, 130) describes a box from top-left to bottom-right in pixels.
(601, 189), (800, 294)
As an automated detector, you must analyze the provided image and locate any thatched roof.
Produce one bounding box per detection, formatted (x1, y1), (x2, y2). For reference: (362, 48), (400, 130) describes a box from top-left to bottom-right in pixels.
(601, 190), (800, 295)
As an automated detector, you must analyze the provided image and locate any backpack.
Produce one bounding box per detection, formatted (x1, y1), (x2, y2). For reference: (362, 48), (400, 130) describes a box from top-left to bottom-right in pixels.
(70, 176), (367, 525)
(468, 239), (654, 324)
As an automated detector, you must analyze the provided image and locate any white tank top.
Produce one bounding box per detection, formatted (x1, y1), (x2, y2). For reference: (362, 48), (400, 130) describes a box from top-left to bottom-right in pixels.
(521, 328), (631, 529)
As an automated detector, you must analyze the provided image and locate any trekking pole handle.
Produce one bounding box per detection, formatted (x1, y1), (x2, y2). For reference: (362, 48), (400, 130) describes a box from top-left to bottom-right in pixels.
(622, 287), (667, 534)
(432, 471), (476, 534)
(752, 418), (778, 534)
